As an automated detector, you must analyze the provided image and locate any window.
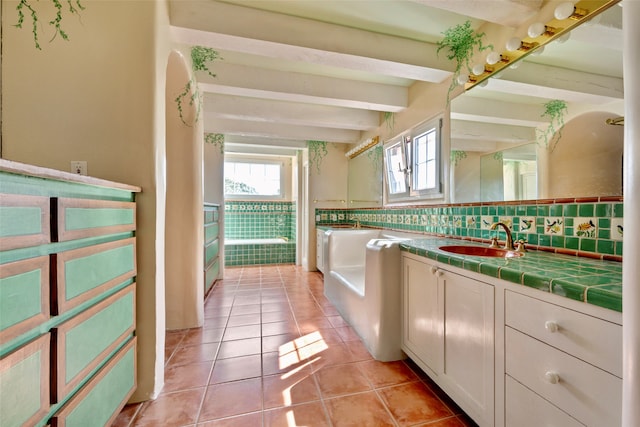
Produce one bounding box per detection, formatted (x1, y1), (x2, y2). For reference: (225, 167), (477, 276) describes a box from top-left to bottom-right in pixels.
(224, 160), (283, 198)
(384, 116), (443, 203)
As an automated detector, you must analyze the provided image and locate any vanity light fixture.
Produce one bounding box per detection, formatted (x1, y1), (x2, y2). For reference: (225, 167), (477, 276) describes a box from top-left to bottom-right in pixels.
(457, 70), (470, 85)
(346, 136), (380, 159)
(465, 0), (620, 90)
(472, 63), (486, 75)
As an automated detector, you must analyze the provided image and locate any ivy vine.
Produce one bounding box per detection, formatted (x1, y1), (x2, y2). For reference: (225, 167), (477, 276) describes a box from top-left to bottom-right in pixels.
(366, 144), (383, 172)
(537, 100), (568, 152)
(450, 150), (468, 167)
(383, 112), (395, 133)
(307, 140), (328, 174)
(437, 20), (492, 104)
(204, 133), (224, 153)
(15, 0), (85, 50)
(176, 46), (221, 126)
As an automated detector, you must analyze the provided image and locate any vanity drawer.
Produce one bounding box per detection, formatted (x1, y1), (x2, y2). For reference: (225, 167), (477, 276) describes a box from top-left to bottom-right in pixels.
(505, 290), (621, 377)
(56, 198), (136, 242)
(0, 256), (49, 344)
(505, 375), (583, 427)
(52, 284), (136, 402)
(204, 222), (219, 245)
(52, 337), (136, 427)
(0, 334), (50, 427)
(205, 238), (219, 267)
(0, 193), (50, 251)
(505, 327), (621, 427)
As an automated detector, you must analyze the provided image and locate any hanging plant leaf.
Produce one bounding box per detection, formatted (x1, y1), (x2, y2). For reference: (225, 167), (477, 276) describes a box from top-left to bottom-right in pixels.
(537, 99), (568, 152)
(366, 144), (384, 172)
(176, 46), (221, 126)
(450, 150), (468, 167)
(15, 0), (85, 50)
(383, 112), (395, 133)
(204, 133), (225, 153)
(437, 20), (492, 104)
(191, 46), (221, 78)
(307, 140), (328, 174)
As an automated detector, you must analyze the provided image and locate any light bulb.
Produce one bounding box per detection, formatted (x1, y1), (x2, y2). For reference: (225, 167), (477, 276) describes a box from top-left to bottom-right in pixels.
(554, 2), (575, 20)
(556, 32), (571, 43)
(530, 45), (545, 56)
(509, 62), (520, 70)
(486, 51), (501, 65)
(506, 37), (522, 52)
(528, 22), (546, 38)
(456, 71), (470, 85)
(478, 80), (489, 88)
(472, 63), (485, 76)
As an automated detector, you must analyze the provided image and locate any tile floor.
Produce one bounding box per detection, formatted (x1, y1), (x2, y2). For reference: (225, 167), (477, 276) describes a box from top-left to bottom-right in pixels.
(113, 265), (478, 427)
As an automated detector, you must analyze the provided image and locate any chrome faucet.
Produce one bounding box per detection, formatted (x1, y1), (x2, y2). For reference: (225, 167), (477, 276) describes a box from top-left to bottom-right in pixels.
(490, 222), (515, 251)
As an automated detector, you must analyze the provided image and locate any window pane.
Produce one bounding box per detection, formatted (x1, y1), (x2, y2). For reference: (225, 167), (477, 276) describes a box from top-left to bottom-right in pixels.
(413, 128), (437, 191)
(224, 161), (281, 196)
(385, 141), (406, 194)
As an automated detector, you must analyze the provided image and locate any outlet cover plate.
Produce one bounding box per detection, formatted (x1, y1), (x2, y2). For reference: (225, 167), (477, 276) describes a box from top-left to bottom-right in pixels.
(71, 161), (87, 175)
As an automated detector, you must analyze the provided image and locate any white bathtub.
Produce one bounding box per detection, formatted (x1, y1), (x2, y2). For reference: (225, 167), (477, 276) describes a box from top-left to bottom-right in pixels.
(324, 229), (423, 361)
(225, 238), (288, 244)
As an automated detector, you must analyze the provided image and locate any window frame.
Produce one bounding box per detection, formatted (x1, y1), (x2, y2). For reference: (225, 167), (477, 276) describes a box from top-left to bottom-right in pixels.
(383, 115), (444, 204)
(224, 158), (286, 200)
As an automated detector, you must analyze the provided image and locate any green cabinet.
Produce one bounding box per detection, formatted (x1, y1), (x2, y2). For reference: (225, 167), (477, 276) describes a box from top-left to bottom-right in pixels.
(0, 159), (140, 427)
(204, 203), (220, 295)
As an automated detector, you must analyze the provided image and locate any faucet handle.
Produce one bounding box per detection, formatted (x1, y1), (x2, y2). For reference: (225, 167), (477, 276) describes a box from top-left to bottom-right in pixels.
(515, 239), (527, 253)
(489, 236), (499, 248)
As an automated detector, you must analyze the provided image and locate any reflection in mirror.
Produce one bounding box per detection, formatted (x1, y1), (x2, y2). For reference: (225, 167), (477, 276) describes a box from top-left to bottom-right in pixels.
(450, 4), (623, 203)
(480, 144), (537, 202)
(347, 142), (383, 207)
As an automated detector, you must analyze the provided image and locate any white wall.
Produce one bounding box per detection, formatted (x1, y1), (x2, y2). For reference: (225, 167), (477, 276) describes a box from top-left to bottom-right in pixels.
(1, 0), (171, 401)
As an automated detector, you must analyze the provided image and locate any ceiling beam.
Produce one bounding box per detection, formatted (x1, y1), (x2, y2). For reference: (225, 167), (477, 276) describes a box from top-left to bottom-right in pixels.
(451, 119), (536, 144)
(203, 94), (379, 131)
(410, 0), (542, 27)
(204, 117), (360, 143)
(451, 95), (547, 127)
(169, 0), (454, 82)
(196, 61), (408, 112)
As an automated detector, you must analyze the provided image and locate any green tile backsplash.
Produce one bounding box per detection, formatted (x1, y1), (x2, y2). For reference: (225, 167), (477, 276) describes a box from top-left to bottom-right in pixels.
(316, 198), (623, 259)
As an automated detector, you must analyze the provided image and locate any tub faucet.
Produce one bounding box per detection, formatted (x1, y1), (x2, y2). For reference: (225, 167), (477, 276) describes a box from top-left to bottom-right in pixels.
(490, 222), (515, 251)
(354, 219), (361, 229)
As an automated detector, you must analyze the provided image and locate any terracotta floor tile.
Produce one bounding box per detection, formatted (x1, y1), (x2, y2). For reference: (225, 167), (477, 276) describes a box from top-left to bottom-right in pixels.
(165, 331), (186, 348)
(308, 342), (358, 370)
(414, 415), (474, 427)
(262, 371), (320, 409)
(230, 304), (262, 316)
(199, 378), (263, 422)
(163, 360), (213, 393)
(233, 295), (262, 306)
(262, 333), (299, 354)
(112, 402), (143, 427)
(227, 313), (262, 327)
(198, 411), (263, 427)
(217, 337), (262, 359)
(210, 354), (263, 384)
(377, 381), (453, 426)
(223, 324), (262, 341)
(326, 315), (349, 328)
(133, 388), (204, 426)
(315, 363), (371, 398)
(263, 401), (330, 427)
(357, 360), (419, 388)
(334, 325), (362, 342)
(261, 302), (292, 313)
(324, 392), (395, 427)
(297, 317), (334, 333)
(181, 327), (225, 346)
(167, 342), (219, 367)
(203, 316), (230, 329)
(261, 310), (294, 323)
(262, 351), (311, 376)
(344, 339), (374, 361)
(262, 320), (299, 337)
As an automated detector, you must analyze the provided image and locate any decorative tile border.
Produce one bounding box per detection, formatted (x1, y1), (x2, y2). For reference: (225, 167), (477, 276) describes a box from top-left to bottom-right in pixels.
(226, 201), (296, 241)
(316, 197), (623, 259)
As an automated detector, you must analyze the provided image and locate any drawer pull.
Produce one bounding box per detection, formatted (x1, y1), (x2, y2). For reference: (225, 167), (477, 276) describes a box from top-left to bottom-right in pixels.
(436, 270), (444, 277)
(545, 321), (559, 333)
(544, 371), (560, 384)
(430, 266), (438, 275)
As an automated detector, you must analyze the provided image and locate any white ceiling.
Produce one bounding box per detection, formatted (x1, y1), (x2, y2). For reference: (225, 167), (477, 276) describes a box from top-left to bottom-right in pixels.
(168, 0), (624, 153)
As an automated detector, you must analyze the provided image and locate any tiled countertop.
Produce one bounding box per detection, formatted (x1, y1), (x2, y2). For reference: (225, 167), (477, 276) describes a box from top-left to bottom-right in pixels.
(400, 238), (623, 312)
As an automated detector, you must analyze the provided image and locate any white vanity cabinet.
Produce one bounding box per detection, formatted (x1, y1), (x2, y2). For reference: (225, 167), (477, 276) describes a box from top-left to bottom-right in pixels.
(401, 253), (495, 427)
(504, 290), (622, 427)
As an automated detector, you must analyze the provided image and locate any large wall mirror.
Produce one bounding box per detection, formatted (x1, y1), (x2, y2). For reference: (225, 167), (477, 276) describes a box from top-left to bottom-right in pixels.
(347, 140), (383, 207)
(450, 3), (624, 203)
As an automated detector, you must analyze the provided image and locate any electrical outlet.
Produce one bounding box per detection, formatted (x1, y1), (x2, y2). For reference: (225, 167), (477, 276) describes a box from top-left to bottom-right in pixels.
(70, 161), (88, 175)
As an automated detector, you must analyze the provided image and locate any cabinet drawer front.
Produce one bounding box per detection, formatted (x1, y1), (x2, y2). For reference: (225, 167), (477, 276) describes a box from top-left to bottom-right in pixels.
(52, 337), (136, 427)
(205, 239), (220, 266)
(205, 223), (219, 244)
(505, 327), (621, 427)
(0, 256), (49, 344)
(0, 334), (50, 427)
(55, 238), (136, 314)
(0, 193), (50, 250)
(204, 206), (219, 224)
(505, 376), (583, 427)
(505, 290), (621, 377)
(53, 285), (136, 402)
(57, 198), (136, 242)
(205, 257), (219, 293)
